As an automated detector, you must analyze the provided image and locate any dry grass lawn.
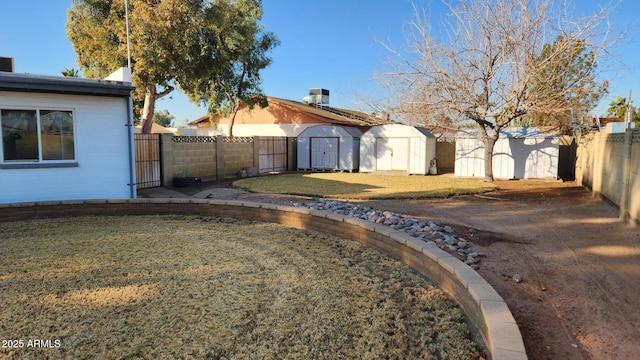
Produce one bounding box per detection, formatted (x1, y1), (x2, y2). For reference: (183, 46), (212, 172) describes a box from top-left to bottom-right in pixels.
(0, 215), (481, 359)
(233, 173), (496, 199)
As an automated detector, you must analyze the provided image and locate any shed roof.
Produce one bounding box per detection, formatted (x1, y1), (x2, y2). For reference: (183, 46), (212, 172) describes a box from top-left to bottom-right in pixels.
(456, 126), (561, 139)
(362, 123), (435, 138)
(0, 72), (134, 97)
(298, 124), (363, 138)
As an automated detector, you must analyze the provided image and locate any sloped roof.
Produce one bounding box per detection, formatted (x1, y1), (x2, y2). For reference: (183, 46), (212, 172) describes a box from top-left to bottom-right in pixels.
(456, 126), (561, 138)
(188, 114), (211, 126)
(0, 72), (134, 97)
(134, 123), (175, 134)
(187, 96), (393, 127)
(297, 124), (364, 139)
(269, 97), (392, 126)
(362, 123), (435, 138)
(149, 123), (174, 134)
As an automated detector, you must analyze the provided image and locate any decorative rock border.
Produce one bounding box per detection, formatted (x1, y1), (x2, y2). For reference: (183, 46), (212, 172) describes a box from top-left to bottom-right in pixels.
(0, 198), (527, 360)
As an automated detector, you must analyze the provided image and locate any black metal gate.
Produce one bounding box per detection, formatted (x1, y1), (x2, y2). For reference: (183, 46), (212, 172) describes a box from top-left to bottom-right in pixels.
(259, 137), (287, 173)
(134, 133), (162, 188)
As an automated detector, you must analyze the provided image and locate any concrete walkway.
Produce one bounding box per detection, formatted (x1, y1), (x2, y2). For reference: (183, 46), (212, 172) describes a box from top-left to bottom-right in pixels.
(138, 186), (246, 200)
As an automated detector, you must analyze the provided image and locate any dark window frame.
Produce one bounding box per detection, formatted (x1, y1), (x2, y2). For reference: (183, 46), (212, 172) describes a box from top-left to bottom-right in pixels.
(1, 107), (77, 168)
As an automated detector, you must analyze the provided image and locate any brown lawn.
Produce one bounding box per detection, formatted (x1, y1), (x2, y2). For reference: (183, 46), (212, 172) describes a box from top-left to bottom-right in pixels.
(0, 215), (482, 359)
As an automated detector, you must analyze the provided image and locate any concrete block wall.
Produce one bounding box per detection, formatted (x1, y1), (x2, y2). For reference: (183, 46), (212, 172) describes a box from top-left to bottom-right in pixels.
(630, 132), (640, 222)
(164, 137), (217, 184)
(576, 129), (640, 224)
(159, 135), (261, 186)
(601, 135), (626, 206)
(0, 199), (528, 360)
(221, 138), (256, 179)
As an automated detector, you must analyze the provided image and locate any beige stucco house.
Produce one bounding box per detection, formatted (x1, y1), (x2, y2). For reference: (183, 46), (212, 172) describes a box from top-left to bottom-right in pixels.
(187, 93), (390, 137)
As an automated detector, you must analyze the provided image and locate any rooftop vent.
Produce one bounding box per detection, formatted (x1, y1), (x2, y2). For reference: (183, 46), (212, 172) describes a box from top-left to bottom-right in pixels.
(302, 88), (329, 106)
(0, 57), (15, 72)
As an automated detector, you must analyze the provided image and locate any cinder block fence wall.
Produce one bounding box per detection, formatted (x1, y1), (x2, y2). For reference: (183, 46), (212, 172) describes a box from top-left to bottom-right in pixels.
(160, 135), (256, 187)
(576, 129), (640, 224)
(158, 135), (297, 187)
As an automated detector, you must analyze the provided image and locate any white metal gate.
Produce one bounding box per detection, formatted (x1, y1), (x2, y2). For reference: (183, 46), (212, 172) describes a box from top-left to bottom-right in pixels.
(311, 137), (338, 169)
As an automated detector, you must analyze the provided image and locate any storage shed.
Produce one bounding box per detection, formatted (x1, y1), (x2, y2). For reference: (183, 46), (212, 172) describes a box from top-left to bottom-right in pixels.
(455, 127), (560, 179)
(297, 124), (362, 171)
(359, 124), (436, 174)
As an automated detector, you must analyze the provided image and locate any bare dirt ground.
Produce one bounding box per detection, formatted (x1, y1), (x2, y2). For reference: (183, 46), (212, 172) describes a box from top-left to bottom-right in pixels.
(181, 178), (640, 360)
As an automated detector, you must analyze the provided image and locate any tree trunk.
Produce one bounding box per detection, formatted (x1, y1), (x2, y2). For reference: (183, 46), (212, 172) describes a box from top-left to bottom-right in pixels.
(228, 102), (240, 137)
(141, 86), (156, 134)
(482, 135), (497, 182)
(140, 85), (174, 134)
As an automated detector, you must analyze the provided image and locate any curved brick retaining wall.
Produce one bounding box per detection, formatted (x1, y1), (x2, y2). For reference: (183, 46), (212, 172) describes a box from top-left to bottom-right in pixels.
(0, 198), (527, 360)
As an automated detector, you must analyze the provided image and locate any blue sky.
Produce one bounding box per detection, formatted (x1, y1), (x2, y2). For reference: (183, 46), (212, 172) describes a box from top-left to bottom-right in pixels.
(1, 1), (638, 125)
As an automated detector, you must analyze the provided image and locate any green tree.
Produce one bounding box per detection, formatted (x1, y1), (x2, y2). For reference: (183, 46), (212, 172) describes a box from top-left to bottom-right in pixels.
(61, 67), (79, 77)
(528, 36), (608, 131)
(607, 96), (628, 118)
(380, 0), (615, 181)
(607, 96), (640, 128)
(153, 109), (174, 127)
(66, 0), (275, 134)
(181, 2), (279, 136)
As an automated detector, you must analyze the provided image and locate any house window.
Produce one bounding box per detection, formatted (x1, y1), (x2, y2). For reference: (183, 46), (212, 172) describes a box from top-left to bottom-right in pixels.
(1, 108), (75, 164)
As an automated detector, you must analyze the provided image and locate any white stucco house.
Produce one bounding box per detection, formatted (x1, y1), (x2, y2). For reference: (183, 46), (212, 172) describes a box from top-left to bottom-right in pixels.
(0, 68), (136, 203)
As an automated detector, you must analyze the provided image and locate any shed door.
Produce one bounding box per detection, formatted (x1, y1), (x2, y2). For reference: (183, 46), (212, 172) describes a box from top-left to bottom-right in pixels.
(376, 138), (409, 171)
(311, 137), (338, 169)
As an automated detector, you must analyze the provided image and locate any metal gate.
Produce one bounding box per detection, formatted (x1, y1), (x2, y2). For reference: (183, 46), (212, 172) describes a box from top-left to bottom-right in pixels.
(259, 137), (287, 173)
(134, 133), (162, 188)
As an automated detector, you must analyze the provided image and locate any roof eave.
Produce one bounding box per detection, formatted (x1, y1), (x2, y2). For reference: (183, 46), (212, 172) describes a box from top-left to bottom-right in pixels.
(0, 73), (134, 97)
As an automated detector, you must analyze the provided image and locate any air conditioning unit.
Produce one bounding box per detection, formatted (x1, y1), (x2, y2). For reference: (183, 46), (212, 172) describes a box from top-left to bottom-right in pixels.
(302, 88), (329, 105)
(0, 57), (15, 72)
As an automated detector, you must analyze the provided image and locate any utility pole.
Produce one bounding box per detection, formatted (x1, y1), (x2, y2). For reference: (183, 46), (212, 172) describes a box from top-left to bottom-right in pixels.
(625, 89), (632, 129)
(125, 0), (131, 68)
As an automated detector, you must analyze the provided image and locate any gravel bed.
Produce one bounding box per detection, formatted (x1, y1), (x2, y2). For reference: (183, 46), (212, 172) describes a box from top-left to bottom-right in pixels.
(296, 199), (486, 269)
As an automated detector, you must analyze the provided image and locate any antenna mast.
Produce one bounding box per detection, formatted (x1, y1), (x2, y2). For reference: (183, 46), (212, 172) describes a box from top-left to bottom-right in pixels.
(125, 0), (131, 68)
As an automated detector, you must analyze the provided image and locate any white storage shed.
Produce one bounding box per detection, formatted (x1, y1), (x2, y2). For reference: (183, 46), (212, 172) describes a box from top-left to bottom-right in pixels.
(297, 124), (362, 172)
(455, 127), (560, 179)
(359, 124), (436, 174)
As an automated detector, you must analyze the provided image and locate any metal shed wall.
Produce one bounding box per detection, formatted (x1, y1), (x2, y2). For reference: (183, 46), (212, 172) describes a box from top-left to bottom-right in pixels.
(297, 124), (362, 171)
(360, 124), (436, 175)
(455, 127), (560, 179)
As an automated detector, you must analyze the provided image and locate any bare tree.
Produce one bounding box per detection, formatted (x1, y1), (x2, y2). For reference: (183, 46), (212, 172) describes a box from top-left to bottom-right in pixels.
(379, 0), (616, 181)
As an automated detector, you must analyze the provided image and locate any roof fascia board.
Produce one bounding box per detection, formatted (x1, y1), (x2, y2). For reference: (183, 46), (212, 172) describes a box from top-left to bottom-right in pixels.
(0, 74), (134, 97)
